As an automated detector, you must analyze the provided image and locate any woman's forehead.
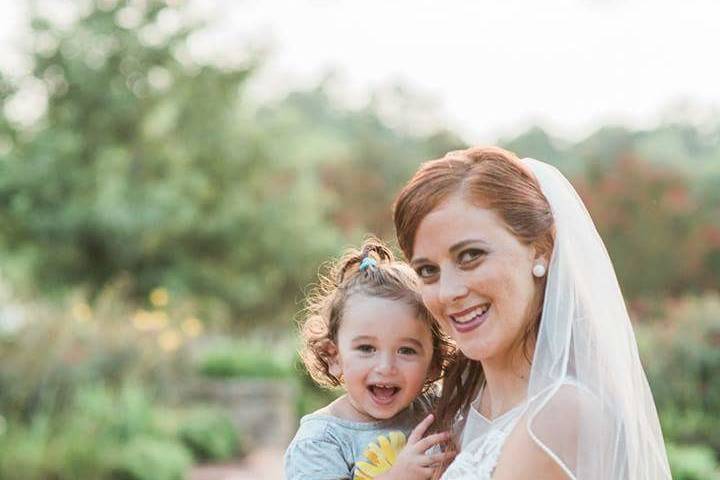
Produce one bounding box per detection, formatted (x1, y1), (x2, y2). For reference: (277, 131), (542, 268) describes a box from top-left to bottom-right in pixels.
(411, 195), (515, 259)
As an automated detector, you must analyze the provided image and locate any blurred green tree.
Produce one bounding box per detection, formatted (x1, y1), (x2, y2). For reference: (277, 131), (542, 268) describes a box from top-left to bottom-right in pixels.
(0, 1), (464, 327)
(575, 155), (719, 298)
(0, 0), (341, 327)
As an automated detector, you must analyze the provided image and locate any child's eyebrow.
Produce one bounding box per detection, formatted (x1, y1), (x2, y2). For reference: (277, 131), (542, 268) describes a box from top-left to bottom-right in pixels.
(351, 335), (377, 342)
(400, 338), (424, 349)
(410, 257), (429, 268)
(350, 336), (425, 349)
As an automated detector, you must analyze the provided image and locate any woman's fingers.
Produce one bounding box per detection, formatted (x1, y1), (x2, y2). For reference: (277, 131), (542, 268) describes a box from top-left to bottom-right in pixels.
(414, 431), (450, 452)
(407, 413), (435, 443)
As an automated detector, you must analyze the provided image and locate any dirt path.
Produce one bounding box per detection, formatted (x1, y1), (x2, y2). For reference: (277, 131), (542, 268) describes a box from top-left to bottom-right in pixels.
(189, 448), (284, 480)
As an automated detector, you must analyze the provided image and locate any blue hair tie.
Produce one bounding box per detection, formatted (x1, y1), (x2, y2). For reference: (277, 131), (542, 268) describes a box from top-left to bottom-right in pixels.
(359, 257), (377, 272)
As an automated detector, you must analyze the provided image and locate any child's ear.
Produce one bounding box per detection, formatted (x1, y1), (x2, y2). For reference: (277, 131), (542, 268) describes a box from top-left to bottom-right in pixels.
(321, 340), (342, 380)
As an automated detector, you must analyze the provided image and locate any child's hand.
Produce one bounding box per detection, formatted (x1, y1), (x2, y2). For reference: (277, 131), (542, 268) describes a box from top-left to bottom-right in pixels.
(378, 414), (456, 480)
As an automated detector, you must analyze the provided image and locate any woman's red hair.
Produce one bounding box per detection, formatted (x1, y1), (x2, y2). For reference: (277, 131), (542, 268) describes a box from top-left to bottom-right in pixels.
(392, 146), (555, 475)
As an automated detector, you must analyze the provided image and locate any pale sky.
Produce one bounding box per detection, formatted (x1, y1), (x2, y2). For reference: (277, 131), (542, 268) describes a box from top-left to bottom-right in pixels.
(2, 0), (720, 142)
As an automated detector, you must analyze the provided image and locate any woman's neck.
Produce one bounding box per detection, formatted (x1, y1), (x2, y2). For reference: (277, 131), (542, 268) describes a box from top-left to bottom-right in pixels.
(479, 349), (532, 420)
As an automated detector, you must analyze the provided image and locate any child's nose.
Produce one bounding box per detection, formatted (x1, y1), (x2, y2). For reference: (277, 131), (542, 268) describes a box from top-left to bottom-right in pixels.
(375, 353), (398, 375)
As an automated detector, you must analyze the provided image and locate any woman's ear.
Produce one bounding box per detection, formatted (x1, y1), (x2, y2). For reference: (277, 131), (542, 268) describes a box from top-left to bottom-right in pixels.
(530, 246), (550, 279)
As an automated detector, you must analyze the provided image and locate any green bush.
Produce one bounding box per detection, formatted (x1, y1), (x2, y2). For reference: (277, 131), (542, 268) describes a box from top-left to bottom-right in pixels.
(177, 408), (239, 461)
(112, 436), (193, 480)
(196, 339), (293, 379)
(0, 284), (192, 421)
(0, 415), (55, 480)
(667, 443), (720, 480)
(0, 385), (195, 480)
(637, 294), (720, 452)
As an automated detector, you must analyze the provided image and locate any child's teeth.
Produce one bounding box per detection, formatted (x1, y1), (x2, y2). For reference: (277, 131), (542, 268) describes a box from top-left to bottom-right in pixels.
(372, 385), (398, 399)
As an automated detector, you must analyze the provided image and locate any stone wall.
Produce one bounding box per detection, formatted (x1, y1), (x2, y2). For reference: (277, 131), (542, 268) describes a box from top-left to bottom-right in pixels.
(189, 378), (297, 448)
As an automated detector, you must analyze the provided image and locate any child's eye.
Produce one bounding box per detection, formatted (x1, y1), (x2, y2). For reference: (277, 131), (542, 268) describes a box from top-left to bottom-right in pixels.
(398, 346), (417, 355)
(458, 248), (486, 265)
(357, 344), (375, 353)
(415, 264), (438, 279)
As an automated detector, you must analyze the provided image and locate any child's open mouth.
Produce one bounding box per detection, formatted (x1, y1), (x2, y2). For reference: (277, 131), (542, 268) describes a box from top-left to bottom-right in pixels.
(368, 384), (400, 405)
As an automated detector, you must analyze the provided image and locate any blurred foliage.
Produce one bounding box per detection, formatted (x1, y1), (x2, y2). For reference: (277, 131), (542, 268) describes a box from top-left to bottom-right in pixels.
(114, 435), (192, 480)
(0, 280), (194, 420)
(500, 123), (720, 181)
(0, 0), (461, 330)
(177, 407), (239, 461)
(0, 0), (718, 331)
(195, 337), (294, 379)
(637, 295), (720, 458)
(0, 382), (234, 480)
(575, 155), (720, 298)
(666, 443), (720, 480)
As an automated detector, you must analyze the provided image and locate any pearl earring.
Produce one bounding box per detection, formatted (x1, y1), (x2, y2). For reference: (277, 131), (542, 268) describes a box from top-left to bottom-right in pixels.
(532, 263), (546, 278)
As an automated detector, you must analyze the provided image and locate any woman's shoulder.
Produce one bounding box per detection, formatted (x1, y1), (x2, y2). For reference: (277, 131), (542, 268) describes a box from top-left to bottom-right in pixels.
(491, 381), (608, 480)
(528, 380), (612, 438)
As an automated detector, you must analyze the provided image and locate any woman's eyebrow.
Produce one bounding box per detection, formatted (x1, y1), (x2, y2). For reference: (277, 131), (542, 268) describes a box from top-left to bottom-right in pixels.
(411, 238), (489, 266)
(449, 238), (487, 254)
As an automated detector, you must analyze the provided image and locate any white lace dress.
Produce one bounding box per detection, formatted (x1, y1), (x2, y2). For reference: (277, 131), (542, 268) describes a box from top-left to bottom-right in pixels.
(441, 394), (525, 480)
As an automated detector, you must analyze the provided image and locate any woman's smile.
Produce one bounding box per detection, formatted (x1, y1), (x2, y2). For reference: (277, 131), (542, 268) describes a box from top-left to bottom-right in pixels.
(449, 303), (491, 333)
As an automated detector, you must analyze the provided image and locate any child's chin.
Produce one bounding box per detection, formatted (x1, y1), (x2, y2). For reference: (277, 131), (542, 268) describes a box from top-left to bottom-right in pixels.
(365, 400), (406, 419)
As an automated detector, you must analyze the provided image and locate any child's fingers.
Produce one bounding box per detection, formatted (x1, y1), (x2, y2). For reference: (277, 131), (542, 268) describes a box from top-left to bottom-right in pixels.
(407, 414), (435, 444)
(413, 431), (450, 452)
(422, 451), (457, 467)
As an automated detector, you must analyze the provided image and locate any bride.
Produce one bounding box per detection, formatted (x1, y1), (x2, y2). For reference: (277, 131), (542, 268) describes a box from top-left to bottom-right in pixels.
(393, 147), (671, 479)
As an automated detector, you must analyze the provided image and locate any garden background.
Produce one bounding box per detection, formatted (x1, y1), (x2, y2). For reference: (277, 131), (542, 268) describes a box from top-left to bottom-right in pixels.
(0, 1), (719, 479)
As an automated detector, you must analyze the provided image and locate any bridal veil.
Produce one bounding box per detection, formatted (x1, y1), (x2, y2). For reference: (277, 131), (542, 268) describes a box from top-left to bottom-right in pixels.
(519, 158), (671, 479)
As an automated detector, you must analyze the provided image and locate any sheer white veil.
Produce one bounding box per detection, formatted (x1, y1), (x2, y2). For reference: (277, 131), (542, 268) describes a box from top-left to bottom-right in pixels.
(519, 158), (670, 479)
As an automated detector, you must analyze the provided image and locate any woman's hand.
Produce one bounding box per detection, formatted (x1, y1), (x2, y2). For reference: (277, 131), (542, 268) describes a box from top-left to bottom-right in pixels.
(377, 414), (456, 480)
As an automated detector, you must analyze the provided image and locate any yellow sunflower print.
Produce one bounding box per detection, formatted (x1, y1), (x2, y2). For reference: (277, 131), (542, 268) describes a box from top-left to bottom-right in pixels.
(354, 431), (407, 479)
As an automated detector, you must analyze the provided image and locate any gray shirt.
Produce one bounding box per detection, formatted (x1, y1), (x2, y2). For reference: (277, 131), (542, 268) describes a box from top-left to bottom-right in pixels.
(284, 393), (435, 480)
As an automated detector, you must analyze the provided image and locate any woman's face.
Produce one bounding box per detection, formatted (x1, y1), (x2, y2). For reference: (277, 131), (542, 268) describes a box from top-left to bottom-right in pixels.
(410, 193), (543, 363)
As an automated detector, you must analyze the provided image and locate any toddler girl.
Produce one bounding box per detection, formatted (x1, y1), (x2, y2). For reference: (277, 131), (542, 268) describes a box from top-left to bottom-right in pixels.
(284, 238), (455, 480)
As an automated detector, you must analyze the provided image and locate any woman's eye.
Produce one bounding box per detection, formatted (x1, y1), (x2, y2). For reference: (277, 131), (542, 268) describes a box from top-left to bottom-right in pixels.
(357, 345), (375, 353)
(416, 264), (438, 279)
(459, 249), (486, 264)
(398, 347), (417, 355)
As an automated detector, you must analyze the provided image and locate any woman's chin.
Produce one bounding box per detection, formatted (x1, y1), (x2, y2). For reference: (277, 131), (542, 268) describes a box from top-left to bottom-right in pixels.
(458, 344), (492, 362)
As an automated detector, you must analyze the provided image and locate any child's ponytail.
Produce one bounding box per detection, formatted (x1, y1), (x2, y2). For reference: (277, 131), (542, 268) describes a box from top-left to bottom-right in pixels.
(334, 237), (394, 285)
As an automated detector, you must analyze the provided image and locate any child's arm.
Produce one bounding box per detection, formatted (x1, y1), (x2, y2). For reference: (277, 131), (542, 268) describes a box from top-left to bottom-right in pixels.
(284, 438), (352, 480)
(377, 414), (456, 480)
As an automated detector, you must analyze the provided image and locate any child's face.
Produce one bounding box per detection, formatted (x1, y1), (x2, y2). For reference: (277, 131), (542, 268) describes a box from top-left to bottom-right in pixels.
(330, 294), (435, 421)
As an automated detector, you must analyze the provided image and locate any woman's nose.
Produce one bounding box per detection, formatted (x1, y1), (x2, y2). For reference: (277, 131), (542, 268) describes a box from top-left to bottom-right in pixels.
(437, 269), (468, 305)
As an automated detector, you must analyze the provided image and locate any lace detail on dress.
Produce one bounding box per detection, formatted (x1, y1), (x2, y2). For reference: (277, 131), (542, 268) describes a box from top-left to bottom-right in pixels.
(441, 408), (523, 480)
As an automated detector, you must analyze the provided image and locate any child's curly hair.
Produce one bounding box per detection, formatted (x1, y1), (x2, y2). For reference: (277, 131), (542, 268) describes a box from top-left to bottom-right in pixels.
(299, 237), (454, 390)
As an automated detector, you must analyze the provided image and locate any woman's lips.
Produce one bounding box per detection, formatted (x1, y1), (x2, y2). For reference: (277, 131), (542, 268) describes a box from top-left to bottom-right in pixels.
(450, 304), (490, 333)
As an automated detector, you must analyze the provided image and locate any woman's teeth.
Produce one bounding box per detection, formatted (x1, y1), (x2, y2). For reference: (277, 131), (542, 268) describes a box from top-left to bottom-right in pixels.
(450, 304), (490, 333)
(453, 304), (490, 324)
